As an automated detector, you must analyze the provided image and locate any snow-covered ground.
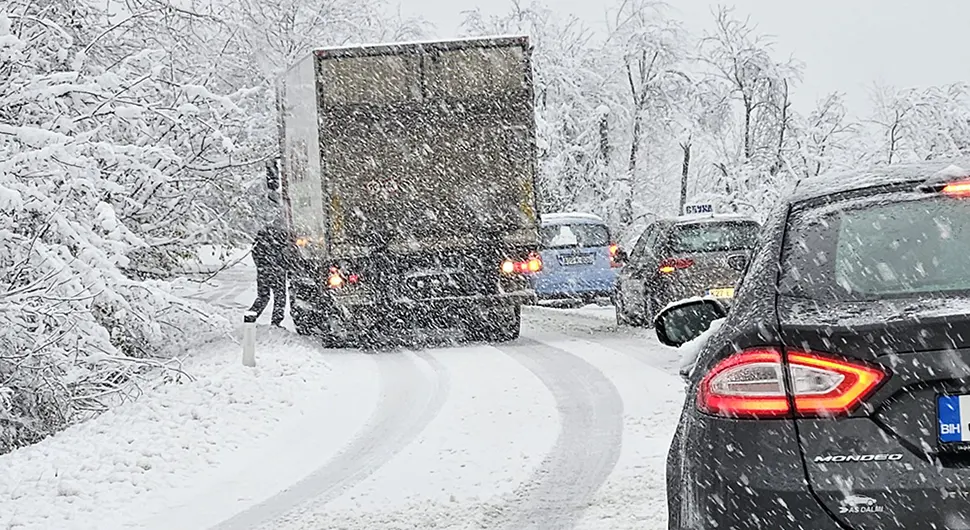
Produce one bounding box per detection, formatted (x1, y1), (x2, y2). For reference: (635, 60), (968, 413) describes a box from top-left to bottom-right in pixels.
(0, 260), (686, 530)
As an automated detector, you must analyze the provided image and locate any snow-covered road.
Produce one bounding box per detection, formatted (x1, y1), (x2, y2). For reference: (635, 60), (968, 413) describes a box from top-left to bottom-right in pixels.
(0, 262), (685, 530)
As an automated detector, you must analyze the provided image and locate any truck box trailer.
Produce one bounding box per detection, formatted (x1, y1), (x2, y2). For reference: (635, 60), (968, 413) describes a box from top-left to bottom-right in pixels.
(276, 35), (541, 346)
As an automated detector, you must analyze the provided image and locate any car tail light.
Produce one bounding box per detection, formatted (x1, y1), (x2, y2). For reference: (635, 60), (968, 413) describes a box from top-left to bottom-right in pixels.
(501, 253), (542, 274)
(659, 257), (694, 274)
(942, 180), (970, 197)
(609, 243), (621, 268)
(327, 267), (344, 288)
(698, 348), (887, 419)
(788, 352), (886, 415)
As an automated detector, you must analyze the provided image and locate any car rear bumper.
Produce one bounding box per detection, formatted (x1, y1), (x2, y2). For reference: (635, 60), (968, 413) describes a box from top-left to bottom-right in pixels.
(670, 409), (842, 530)
(535, 289), (613, 302)
(331, 291), (533, 328)
(531, 272), (617, 298)
(676, 489), (843, 530)
(292, 273), (533, 326)
(655, 282), (735, 309)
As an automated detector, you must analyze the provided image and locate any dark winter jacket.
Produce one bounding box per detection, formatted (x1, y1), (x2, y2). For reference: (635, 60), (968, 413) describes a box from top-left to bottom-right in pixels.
(252, 223), (293, 270)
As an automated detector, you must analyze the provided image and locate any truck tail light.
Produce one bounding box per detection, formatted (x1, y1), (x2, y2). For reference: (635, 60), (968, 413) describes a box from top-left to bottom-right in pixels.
(697, 348), (887, 419)
(659, 257), (694, 274)
(327, 267), (361, 288)
(501, 253), (542, 274)
(327, 267), (344, 288)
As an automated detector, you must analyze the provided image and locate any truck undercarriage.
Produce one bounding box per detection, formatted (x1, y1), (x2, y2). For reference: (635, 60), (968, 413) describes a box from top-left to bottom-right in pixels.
(289, 246), (537, 347)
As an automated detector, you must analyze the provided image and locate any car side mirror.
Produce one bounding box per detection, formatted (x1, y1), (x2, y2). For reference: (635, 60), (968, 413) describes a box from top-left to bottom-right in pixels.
(654, 297), (728, 348)
(614, 248), (629, 264)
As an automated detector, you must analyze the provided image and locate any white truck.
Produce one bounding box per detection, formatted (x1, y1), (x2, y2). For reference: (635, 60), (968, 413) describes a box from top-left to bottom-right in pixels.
(272, 36), (541, 346)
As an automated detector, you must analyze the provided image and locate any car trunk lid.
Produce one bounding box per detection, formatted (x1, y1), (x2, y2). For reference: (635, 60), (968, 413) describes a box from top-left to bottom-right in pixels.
(780, 296), (970, 529)
(663, 249), (747, 299)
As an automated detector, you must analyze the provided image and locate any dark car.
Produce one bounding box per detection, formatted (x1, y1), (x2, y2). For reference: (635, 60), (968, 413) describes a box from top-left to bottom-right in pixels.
(652, 159), (970, 529)
(614, 213), (760, 326)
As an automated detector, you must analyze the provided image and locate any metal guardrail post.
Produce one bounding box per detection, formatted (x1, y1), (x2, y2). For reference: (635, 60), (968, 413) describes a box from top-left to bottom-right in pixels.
(242, 312), (257, 367)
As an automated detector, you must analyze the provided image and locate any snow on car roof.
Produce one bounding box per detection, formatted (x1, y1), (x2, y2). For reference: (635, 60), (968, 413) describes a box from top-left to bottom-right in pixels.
(790, 157), (970, 203)
(540, 212), (606, 225)
(673, 213), (758, 225)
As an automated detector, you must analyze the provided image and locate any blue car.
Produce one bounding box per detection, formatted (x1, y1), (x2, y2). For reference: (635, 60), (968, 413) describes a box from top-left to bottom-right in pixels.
(531, 212), (621, 305)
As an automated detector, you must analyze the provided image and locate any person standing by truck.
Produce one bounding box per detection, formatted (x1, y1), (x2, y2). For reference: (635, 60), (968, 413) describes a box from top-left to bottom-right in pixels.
(247, 217), (293, 327)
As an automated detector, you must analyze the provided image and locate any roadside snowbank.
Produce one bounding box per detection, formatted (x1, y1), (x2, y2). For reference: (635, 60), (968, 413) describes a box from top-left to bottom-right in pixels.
(0, 328), (378, 530)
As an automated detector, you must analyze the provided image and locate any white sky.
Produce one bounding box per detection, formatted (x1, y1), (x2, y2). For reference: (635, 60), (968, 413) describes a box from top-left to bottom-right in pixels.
(395, 0), (970, 117)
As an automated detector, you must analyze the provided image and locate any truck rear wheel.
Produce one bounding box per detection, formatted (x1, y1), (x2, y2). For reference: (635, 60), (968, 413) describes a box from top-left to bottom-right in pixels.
(467, 305), (521, 343)
(291, 306), (344, 348)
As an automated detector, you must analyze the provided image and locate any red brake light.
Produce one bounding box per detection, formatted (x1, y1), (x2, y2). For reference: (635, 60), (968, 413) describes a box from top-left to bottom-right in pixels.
(698, 348), (886, 419)
(942, 180), (970, 197)
(698, 349), (790, 418)
(501, 253), (542, 274)
(659, 257), (694, 274)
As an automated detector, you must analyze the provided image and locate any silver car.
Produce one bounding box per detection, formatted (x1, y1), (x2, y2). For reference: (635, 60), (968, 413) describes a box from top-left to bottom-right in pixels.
(614, 214), (761, 326)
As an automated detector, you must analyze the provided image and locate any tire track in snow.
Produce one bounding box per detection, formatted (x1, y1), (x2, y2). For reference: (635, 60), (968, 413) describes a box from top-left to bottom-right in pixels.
(210, 350), (449, 530)
(490, 338), (624, 530)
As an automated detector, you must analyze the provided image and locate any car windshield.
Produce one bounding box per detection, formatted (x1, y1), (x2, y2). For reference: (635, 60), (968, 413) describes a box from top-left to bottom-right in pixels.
(668, 221), (760, 253)
(779, 192), (970, 300)
(540, 223), (610, 249)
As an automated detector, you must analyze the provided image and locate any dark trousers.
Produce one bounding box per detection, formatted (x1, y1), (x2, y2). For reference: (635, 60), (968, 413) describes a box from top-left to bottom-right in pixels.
(249, 264), (287, 326)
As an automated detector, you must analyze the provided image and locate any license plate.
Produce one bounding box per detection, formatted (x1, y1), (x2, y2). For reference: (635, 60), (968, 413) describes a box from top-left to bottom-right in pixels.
(707, 287), (735, 298)
(938, 395), (970, 443)
(560, 254), (595, 266)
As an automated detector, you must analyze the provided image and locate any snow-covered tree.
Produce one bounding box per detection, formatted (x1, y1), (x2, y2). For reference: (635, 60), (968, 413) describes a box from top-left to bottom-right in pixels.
(864, 83), (970, 165)
(604, 0), (687, 225)
(665, 72), (732, 212)
(792, 92), (859, 178)
(694, 6), (802, 215)
(0, 0), (248, 452)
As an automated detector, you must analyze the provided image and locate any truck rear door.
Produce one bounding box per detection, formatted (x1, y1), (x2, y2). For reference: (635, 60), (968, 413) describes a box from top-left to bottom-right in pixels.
(315, 39), (538, 257)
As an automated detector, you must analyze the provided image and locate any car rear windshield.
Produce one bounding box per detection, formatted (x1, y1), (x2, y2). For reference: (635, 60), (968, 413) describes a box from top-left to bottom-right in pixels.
(779, 192), (970, 301)
(540, 223), (610, 249)
(668, 221), (760, 253)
